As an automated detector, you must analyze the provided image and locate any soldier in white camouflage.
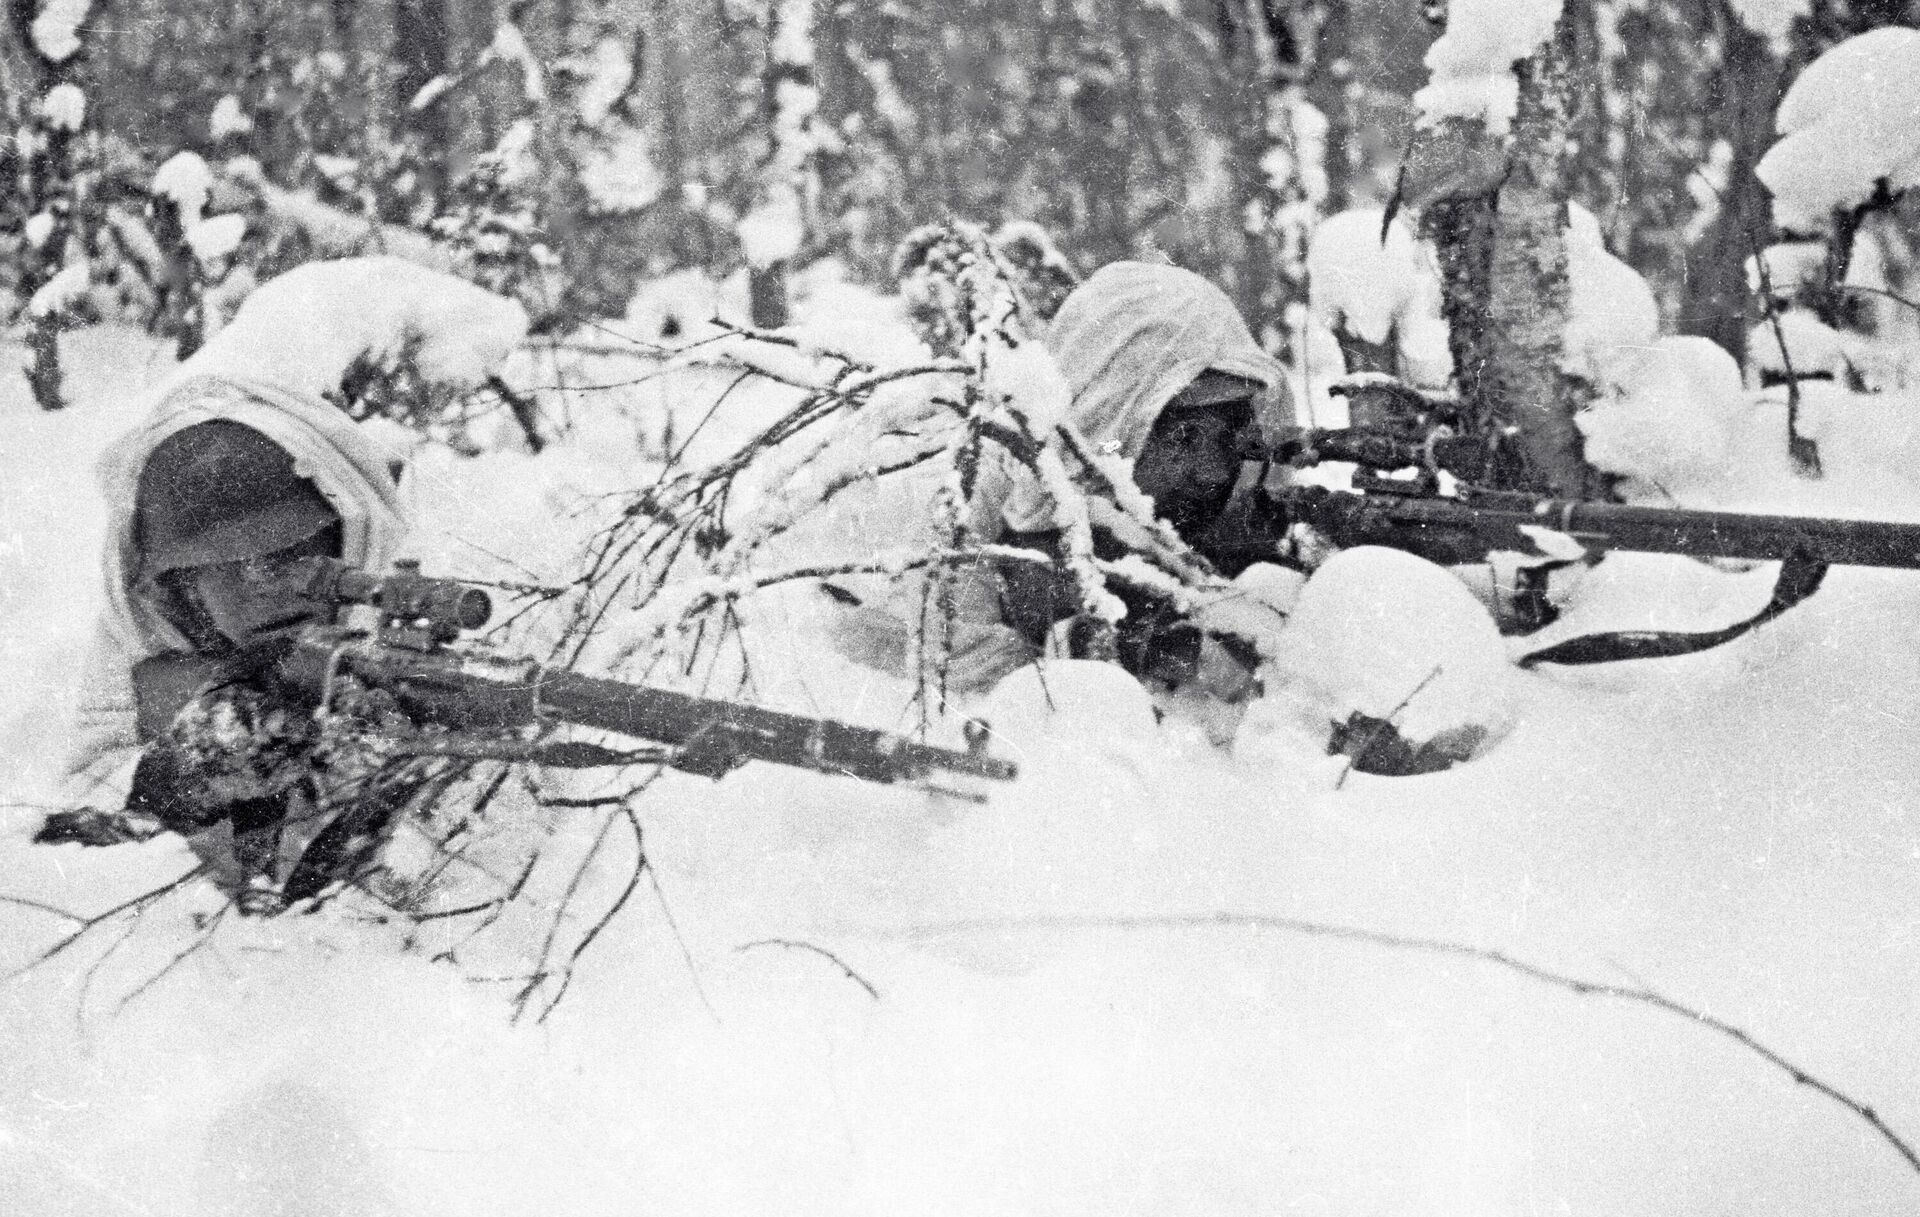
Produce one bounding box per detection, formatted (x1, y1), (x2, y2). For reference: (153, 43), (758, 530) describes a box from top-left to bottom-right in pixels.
(51, 384), (433, 914)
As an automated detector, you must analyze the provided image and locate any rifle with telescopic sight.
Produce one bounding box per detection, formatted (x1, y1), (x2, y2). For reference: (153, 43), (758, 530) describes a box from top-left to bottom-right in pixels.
(274, 557), (1017, 790)
(1226, 410), (1920, 665)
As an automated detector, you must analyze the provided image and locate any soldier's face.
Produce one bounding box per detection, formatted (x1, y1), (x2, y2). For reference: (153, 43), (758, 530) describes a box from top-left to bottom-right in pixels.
(1133, 398), (1253, 536)
(186, 535), (336, 648)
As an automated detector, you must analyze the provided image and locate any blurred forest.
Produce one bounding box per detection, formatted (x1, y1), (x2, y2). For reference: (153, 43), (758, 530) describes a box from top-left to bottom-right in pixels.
(2, 0), (1917, 409)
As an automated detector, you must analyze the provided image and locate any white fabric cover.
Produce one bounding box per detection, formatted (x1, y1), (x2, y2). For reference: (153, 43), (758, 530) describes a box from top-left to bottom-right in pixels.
(63, 374), (410, 802)
(987, 261), (1290, 532)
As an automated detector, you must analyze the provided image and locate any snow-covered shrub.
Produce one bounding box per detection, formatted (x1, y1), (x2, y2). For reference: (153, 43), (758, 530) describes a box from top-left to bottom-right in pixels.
(427, 119), (557, 308)
(1304, 208), (1450, 386)
(574, 224), (1232, 720)
(1246, 545), (1515, 777)
(1756, 28), (1920, 235)
(1577, 335), (1767, 506)
(145, 150), (254, 358)
(1561, 203), (1660, 383)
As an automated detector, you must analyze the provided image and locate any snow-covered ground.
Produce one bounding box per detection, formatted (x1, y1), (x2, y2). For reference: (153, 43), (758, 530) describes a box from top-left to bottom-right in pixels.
(3, 274), (1920, 1216)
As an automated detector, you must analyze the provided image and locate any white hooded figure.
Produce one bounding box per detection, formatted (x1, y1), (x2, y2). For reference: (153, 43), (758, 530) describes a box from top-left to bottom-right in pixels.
(55, 258), (527, 897)
(829, 260), (1295, 694)
(63, 375), (412, 803)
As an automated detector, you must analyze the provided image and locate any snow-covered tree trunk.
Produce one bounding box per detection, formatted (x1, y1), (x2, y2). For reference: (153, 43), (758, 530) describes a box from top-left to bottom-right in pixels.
(741, 0), (821, 328)
(1218, 0), (1327, 342)
(1414, 0), (1606, 498)
(1483, 25), (1604, 498)
(395, 0), (452, 203)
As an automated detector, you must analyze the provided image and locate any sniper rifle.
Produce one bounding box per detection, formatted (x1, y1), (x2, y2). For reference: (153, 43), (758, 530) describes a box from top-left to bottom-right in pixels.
(1226, 421), (1920, 665)
(271, 557), (1017, 788)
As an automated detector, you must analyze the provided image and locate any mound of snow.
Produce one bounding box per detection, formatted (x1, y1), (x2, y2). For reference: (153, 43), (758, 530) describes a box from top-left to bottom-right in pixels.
(1250, 546), (1515, 765)
(1577, 335), (1757, 504)
(182, 256), (529, 400)
(980, 660), (1161, 761)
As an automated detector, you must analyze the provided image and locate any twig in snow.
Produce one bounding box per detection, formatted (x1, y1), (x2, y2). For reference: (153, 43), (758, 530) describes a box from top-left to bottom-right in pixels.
(874, 910), (1920, 1180)
(735, 938), (881, 1000)
(1333, 664), (1443, 790)
(108, 901), (234, 1019)
(3, 865), (207, 985)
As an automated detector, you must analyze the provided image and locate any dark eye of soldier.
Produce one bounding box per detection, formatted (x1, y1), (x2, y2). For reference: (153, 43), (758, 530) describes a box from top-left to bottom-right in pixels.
(238, 550), (310, 586)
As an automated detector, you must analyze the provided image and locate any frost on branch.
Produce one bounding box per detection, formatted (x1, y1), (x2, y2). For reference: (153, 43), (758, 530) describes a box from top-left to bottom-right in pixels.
(575, 225), (1229, 717)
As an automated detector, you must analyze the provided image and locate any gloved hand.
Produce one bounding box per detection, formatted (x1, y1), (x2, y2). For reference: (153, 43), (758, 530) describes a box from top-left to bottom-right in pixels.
(135, 682), (316, 819)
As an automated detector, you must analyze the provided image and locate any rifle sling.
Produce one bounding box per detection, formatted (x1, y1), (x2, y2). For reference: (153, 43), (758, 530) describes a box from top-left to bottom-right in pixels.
(1517, 554), (1828, 668)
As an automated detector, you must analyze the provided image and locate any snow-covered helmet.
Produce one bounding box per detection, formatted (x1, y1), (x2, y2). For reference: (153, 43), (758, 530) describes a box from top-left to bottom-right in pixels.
(135, 420), (340, 576)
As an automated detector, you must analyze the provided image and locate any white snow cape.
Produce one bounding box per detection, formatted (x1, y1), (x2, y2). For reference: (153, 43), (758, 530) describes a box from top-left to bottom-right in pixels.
(63, 374), (410, 800)
(990, 260), (1291, 532)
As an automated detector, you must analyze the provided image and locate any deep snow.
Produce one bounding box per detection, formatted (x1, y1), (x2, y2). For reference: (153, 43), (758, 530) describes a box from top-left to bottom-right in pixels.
(2, 267), (1919, 1216)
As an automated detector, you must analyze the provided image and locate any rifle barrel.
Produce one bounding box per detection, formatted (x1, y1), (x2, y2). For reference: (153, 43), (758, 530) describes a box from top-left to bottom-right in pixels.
(1394, 494), (1920, 568)
(530, 669), (1018, 783)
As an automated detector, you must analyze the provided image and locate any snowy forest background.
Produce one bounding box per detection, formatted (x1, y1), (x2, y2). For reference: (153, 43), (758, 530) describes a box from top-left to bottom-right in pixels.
(4, 0), (1920, 1214)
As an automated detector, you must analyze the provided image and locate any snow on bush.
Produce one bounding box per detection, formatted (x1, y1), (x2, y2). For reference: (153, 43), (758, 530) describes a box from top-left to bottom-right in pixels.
(185, 213), (248, 264)
(22, 212), (55, 249)
(738, 186), (806, 268)
(483, 20), (546, 104)
(1304, 208), (1450, 386)
(1746, 240), (1826, 303)
(26, 260), (89, 317)
(1757, 28), (1920, 232)
(152, 151), (214, 224)
(182, 256), (530, 399)
(1252, 545), (1515, 762)
(1562, 202), (1660, 380)
(209, 93), (252, 140)
(1306, 209), (1432, 346)
(1414, 0), (1564, 134)
(579, 124), (663, 213)
(29, 0), (89, 63)
(38, 82), (85, 131)
(570, 34), (635, 127)
(1727, 0), (1810, 51)
(1577, 335), (1761, 505)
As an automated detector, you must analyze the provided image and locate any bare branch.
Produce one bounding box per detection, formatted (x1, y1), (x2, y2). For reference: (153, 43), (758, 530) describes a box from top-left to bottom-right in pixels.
(735, 938), (881, 1001)
(4, 866), (207, 985)
(872, 911), (1920, 1178)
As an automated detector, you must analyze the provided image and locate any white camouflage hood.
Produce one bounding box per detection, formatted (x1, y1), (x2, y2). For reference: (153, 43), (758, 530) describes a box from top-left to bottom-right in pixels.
(95, 373), (411, 662)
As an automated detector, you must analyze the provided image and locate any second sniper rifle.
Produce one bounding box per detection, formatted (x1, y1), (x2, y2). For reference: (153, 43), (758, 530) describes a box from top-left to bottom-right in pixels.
(1228, 406), (1920, 664)
(273, 558), (1017, 788)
